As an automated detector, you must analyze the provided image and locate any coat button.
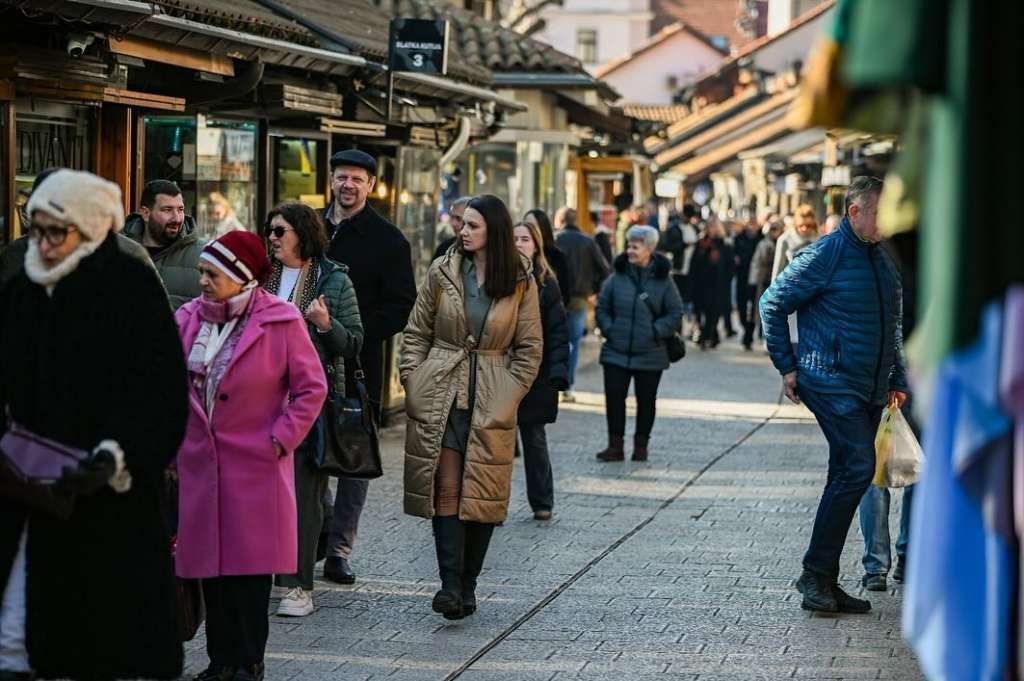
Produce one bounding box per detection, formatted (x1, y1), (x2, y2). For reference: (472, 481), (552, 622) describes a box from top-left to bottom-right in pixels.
(219, 394), (228, 401)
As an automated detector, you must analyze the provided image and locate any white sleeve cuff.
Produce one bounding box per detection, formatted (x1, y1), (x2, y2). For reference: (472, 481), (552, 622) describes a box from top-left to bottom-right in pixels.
(95, 440), (132, 494)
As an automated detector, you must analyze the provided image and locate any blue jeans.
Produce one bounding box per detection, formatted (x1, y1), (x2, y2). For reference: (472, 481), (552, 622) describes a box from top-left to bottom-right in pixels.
(799, 387), (884, 579)
(566, 308), (587, 388)
(859, 483), (915, 575)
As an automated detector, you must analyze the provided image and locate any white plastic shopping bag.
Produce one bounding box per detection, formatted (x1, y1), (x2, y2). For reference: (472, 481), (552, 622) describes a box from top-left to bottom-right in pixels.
(872, 405), (923, 488)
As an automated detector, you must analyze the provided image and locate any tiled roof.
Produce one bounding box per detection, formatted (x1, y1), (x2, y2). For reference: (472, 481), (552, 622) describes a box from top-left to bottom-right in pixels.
(619, 104), (690, 124)
(592, 22), (725, 79)
(650, 0), (753, 51)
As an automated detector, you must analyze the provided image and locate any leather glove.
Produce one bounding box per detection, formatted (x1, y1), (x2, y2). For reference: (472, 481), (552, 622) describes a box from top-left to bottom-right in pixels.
(56, 450), (116, 495)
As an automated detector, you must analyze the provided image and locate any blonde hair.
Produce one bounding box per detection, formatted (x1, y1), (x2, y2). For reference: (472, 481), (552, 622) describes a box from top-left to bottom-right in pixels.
(794, 204), (818, 233)
(514, 221), (553, 283)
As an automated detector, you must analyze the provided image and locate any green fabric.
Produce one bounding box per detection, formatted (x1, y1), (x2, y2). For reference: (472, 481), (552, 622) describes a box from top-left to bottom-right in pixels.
(441, 258), (493, 453)
(309, 258), (364, 396)
(122, 214), (205, 310)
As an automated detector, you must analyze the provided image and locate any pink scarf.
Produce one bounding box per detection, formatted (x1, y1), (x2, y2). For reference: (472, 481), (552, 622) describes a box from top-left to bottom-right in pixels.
(187, 288), (254, 415)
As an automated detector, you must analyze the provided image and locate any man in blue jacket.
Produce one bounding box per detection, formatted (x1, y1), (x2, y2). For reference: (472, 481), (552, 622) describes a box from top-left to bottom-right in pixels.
(759, 176), (908, 614)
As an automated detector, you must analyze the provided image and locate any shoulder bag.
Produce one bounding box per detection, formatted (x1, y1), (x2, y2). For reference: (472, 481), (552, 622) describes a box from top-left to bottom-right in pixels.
(317, 357), (383, 479)
(639, 292), (686, 362)
(0, 421), (85, 519)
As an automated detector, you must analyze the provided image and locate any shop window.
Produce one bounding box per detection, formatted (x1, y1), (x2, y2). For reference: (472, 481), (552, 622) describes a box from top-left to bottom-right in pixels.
(273, 136), (326, 209)
(15, 99), (94, 234)
(143, 115), (257, 240)
(576, 29), (598, 64)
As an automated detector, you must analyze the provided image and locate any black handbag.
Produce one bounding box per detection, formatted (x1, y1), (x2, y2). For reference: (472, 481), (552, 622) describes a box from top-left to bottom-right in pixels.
(317, 359), (383, 479)
(640, 292), (686, 362)
(162, 473), (205, 642)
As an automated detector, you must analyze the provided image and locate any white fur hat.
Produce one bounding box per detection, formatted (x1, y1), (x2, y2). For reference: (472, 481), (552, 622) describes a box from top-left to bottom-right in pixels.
(26, 170), (125, 240)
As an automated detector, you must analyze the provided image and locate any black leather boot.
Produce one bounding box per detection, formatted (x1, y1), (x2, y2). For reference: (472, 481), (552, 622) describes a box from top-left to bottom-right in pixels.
(0, 671), (36, 681)
(193, 665), (234, 681)
(234, 662), (265, 681)
(596, 435), (625, 462)
(461, 521), (495, 616)
(832, 582), (871, 614)
(794, 569), (838, 612)
(632, 436), (649, 462)
(432, 515), (465, 620)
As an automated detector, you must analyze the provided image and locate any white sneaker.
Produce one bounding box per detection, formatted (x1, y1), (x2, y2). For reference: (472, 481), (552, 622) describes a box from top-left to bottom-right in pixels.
(561, 390), (576, 404)
(276, 588), (314, 617)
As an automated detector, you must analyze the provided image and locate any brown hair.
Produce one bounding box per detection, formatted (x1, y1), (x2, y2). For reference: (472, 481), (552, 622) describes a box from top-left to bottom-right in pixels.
(464, 194), (521, 299)
(514, 221), (554, 283)
(265, 201), (328, 261)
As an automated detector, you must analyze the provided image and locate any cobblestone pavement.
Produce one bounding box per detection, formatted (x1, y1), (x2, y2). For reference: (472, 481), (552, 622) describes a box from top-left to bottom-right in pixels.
(185, 336), (924, 680)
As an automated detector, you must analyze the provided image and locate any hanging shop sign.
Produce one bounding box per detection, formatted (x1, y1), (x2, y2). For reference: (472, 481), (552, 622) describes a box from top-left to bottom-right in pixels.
(821, 164), (851, 187)
(388, 19), (450, 75)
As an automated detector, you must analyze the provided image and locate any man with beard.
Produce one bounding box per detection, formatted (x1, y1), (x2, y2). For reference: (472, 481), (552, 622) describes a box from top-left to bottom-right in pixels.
(320, 149), (416, 586)
(122, 180), (205, 309)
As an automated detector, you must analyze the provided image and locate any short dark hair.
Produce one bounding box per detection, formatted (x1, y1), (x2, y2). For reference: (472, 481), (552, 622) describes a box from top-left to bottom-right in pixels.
(141, 180), (182, 209)
(464, 194), (521, 300)
(524, 208), (556, 251)
(265, 201), (328, 261)
(845, 176), (883, 215)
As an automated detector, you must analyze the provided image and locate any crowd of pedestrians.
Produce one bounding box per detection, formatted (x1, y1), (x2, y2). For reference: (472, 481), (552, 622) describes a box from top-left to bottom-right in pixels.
(0, 160), (914, 680)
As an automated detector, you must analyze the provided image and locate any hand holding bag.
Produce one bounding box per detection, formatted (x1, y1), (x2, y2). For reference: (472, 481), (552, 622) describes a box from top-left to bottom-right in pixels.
(318, 358), (383, 479)
(873, 405), (923, 488)
(0, 421), (86, 518)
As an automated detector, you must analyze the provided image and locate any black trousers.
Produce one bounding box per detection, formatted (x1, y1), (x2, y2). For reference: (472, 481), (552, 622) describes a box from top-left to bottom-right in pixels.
(202, 575), (272, 668)
(518, 423), (554, 512)
(603, 364), (663, 439)
(736, 281), (757, 346)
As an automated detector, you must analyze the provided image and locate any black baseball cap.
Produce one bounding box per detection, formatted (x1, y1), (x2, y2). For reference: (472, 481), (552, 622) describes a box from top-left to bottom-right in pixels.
(330, 149), (377, 177)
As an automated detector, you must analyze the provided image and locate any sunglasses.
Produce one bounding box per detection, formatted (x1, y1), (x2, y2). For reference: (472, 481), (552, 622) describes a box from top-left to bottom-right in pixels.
(28, 223), (78, 247)
(266, 225), (294, 238)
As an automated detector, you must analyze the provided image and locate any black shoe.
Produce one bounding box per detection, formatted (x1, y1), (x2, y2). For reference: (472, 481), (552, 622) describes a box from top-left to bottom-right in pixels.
(462, 521), (495, 616)
(193, 665), (235, 681)
(832, 583), (871, 613)
(631, 436), (649, 462)
(0, 671), (36, 681)
(234, 663), (264, 681)
(432, 516), (465, 620)
(323, 556), (356, 584)
(795, 569), (838, 612)
(893, 560), (905, 583)
(596, 435), (625, 462)
(861, 573), (887, 592)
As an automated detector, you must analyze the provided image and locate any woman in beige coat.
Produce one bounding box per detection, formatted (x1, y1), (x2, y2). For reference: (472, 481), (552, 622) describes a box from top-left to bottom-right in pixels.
(401, 194), (543, 621)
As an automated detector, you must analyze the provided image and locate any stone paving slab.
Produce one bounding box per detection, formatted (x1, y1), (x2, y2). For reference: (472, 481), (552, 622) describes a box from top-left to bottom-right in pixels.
(185, 338), (923, 681)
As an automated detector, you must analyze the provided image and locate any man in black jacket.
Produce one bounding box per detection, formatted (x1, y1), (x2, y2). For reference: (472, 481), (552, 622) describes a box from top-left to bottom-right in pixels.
(555, 208), (609, 402)
(321, 149), (416, 585)
(733, 217), (763, 350)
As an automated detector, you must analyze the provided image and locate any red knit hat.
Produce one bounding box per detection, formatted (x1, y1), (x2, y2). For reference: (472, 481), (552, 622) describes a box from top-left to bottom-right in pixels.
(200, 231), (272, 285)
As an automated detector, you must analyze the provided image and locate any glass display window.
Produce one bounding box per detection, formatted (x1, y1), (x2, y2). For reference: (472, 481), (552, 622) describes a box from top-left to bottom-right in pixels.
(272, 135), (327, 209)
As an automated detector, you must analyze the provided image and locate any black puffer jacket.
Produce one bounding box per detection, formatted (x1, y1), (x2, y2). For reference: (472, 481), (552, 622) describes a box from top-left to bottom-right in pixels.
(517, 273), (570, 425)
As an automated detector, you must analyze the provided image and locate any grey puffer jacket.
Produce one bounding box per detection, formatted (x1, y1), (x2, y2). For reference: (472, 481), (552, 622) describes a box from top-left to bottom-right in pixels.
(121, 213), (205, 309)
(596, 252), (683, 372)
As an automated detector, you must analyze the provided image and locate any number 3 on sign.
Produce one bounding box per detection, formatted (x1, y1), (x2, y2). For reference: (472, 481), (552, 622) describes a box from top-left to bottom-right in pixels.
(412, 54), (424, 67)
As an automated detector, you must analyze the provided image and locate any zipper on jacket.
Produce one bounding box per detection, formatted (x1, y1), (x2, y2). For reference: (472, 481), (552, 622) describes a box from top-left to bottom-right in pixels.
(868, 245), (885, 402)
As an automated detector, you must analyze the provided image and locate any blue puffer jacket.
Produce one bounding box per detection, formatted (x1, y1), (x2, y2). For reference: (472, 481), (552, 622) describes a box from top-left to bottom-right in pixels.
(759, 218), (908, 405)
(596, 252), (683, 372)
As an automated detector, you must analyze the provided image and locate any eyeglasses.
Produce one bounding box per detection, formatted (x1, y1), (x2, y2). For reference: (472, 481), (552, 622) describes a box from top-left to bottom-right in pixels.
(28, 223), (77, 247)
(266, 225), (294, 238)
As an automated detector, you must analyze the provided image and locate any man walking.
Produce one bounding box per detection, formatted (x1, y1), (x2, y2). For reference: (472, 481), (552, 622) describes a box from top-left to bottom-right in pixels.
(122, 179), (204, 308)
(555, 207), (609, 403)
(733, 216), (763, 350)
(760, 176), (908, 614)
(322, 149), (416, 585)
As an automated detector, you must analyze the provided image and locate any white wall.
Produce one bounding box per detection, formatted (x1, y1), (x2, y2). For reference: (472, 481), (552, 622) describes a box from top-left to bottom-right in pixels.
(600, 31), (724, 103)
(537, 0), (654, 68)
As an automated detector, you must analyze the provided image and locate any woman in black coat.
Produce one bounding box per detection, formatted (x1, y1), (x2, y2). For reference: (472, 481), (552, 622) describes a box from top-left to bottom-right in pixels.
(513, 221), (569, 520)
(690, 220), (734, 349)
(525, 209), (574, 308)
(0, 171), (188, 680)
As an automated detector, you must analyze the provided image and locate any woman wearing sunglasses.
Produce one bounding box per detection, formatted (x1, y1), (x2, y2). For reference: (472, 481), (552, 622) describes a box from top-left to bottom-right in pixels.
(0, 170), (189, 681)
(262, 202), (363, 618)
(174, 230), (327, 681)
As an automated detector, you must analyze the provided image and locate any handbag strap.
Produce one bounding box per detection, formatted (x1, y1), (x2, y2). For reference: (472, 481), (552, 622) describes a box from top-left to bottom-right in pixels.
(638, 291), (663, 345)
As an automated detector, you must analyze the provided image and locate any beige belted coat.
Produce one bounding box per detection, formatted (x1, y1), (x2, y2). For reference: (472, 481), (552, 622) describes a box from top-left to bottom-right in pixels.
(400, 248), (543, 523)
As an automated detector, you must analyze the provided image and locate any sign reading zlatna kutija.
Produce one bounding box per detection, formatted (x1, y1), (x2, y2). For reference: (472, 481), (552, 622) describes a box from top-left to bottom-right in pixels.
(388, 19), (450, 75)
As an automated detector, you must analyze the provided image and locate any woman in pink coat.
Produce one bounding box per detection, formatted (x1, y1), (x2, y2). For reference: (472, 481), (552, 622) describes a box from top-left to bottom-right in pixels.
(174, 231), (327, 681)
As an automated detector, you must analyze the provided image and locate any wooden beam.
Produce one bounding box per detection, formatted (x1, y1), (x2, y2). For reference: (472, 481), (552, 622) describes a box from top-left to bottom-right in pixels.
(0, 79), (13, 101)
(16, 80), (184, 111)
(107, 35), (234, 77)
(2, 100), (14, 242)
(670, 115), (791, 178)
(97, 105), (133, 215)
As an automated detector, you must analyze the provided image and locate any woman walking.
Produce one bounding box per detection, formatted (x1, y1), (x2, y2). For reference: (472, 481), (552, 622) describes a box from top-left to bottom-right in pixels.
(263, 202), (363, 618)
(513, 220), (570, 521)
(175, 231), (327, 681)
(690, 220), (733, 349)
(401, 194), (542, 620)
(594, 225), (683, 462)
(523, 208), (573, 308)
(0, 171), (188, 681)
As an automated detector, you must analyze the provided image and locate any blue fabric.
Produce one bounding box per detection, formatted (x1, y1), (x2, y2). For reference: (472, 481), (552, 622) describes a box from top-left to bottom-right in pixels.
(798, 386), (884, 579)
(566, 308), (586, 388)
(595, 253), (683, 372)
(759, 219), (907, 405)
(903, 301), (1015, 681)
(859, 484), (914, 576)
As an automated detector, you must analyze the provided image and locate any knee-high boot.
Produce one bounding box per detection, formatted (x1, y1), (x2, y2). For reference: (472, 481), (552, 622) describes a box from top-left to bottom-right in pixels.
(431, 515), (465, 619)
(461, 521), (495, 616)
